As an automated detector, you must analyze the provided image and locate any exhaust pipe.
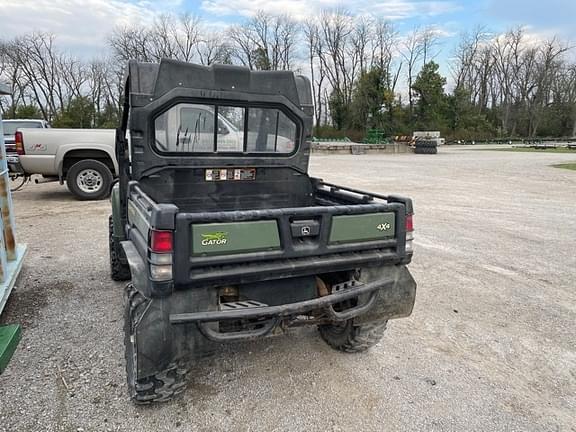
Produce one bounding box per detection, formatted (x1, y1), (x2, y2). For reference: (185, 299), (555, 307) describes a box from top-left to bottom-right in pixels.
(34, 177), (59, 184)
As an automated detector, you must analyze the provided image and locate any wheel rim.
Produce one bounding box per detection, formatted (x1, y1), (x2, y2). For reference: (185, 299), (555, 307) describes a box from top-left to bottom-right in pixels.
(76, 168), (103, 194)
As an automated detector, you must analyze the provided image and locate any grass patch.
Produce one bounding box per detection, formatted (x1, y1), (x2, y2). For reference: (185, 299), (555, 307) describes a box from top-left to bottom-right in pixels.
(476, 147), (576, 153)
(552, 163), (576, 171)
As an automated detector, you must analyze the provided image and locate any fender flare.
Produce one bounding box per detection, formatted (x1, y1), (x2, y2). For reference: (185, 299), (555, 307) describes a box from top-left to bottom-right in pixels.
(121, 240), (172, 298)
(56, 144), (119, 178)
(121, 241), (150, 298)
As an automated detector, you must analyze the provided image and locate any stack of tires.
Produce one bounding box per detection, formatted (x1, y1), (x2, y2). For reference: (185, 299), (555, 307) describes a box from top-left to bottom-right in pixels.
(414, 139), (438, 154)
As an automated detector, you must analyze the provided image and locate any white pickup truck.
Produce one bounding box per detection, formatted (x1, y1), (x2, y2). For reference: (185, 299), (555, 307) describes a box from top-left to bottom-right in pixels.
(14, 128), (117, 200)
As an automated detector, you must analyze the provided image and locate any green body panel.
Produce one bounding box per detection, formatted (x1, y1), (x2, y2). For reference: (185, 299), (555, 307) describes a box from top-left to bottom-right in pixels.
(0, 324), (21, 374)
(127, 200), (150, 240)
(111, 184), (124, 238)
(192, 221), (280, 256)
(329, 212), (396, 244)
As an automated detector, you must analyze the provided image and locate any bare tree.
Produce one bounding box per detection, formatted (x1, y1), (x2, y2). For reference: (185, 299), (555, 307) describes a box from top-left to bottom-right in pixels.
(197, 35), (232, 65)
(227, 11), (298, 71)
(371, 18), (401, 92)
(108, 27), (152, 63)
(525, 38), (569, 136)
(317, 10), (356, 104)
(109, 13), (203, 63)
(351, 16), (371, 75)
(303, 19), (326, 125)
(420, 26), (441, 66)
(172, 13), (201, 62)
(399, 27), (425, 116)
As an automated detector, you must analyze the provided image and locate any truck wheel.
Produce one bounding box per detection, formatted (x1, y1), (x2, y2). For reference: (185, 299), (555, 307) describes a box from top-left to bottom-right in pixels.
(415, 140), (437, 148)
(109, 216), (130, 281)
(66, 159), (113, 200)
(124, 283), (188, 404)
(318, 319), (388, 353)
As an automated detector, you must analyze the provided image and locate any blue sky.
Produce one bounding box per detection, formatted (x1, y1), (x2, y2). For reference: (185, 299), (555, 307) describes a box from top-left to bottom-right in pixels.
(0, 0), (574, 74)
(192, 0), (576, 40)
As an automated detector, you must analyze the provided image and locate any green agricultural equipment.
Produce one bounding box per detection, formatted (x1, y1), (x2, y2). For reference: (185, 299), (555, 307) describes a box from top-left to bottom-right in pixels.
(0, 82), (27, 374)
(110, 60), (417, 403)
(364, 129), (389, 144)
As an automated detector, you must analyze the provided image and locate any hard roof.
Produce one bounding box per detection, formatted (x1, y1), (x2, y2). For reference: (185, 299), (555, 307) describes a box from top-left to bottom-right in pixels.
(126, 59), (312, 109)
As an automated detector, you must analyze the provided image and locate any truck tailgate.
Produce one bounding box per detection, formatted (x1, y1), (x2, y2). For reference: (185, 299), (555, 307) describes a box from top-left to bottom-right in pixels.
(173, 183), (410, 286)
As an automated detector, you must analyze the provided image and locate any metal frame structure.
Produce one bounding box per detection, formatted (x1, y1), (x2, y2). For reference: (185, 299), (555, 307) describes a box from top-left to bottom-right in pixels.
(0, 82), (27, 374)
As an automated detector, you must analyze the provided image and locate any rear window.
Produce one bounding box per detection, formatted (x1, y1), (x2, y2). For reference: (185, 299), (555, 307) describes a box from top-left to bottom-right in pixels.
(153, 103), (297, 154)
(2, 121), (43, 135)
(247, 108), (297, 153)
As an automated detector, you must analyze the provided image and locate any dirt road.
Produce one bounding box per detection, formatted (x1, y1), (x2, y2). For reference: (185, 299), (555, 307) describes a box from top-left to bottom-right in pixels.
(1, 147), (575, 431)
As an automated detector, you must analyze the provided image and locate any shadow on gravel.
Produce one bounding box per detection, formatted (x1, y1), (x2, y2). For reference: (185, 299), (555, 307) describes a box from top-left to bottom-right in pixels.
(0, 278), (76, 328)
(12, 187), (79, 202)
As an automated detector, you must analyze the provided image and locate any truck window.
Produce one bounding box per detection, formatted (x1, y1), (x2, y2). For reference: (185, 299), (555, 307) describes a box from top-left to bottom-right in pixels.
(2, 121), (43, 135)
(217, 106), (244, 152)
(155, 104), (216, 153)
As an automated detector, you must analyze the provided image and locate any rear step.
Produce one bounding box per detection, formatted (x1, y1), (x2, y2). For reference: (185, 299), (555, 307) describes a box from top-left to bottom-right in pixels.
(220, 300), (268, 311)
(171, 277), (394, 343)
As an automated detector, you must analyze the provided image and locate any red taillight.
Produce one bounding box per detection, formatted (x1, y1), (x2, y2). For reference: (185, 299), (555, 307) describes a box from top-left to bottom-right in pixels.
(15, 131), (25, 155)
(150, 230), (173, 253)
(405, 214), (414, 232)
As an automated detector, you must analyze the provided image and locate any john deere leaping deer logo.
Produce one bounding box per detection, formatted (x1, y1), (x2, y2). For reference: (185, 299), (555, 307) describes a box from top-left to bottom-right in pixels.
(201, 231), (228, 246)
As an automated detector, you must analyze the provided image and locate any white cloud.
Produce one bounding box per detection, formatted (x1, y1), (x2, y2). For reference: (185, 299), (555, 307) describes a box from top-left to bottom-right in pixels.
(425, 24), (457, 39)
(490, 26), (570, 50)
(202, 0), (336, 20)
(0, 0), (182, 56)
(0, 0), (462, 59)
(368, 0), (459, 20)
(201, 0), (460, 21)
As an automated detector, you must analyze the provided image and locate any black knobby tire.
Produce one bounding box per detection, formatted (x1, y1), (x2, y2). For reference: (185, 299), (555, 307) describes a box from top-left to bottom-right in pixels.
(415, 140), (437, 148)
(415, 146), (437, 154)
(109, 216), (131, 281)
(124, 284), (188, 404)
(66, 159), (113, 200)
(318, 319), (388, 353)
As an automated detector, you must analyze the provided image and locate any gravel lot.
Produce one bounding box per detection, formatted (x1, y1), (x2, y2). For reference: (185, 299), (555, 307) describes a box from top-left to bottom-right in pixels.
(1, 146), (575, 432)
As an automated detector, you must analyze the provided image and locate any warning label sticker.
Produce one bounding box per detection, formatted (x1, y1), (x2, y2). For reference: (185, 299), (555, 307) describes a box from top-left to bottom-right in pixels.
(205, 168), (256, 181)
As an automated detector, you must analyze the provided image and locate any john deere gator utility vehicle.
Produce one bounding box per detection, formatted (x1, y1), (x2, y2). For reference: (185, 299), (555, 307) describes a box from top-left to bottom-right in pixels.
(109, 59), (417, 403)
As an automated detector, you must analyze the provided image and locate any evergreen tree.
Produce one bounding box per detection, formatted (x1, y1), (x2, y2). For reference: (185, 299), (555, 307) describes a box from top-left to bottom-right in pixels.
(52, 97), (96, 128)
(411, 61), (448, 130)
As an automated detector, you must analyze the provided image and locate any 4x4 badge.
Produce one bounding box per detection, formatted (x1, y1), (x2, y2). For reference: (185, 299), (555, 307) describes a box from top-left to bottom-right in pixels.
(377, 223), (391, 231)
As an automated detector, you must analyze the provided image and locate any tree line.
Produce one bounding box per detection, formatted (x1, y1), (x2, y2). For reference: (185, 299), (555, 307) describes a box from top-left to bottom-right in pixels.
(1, 11), (575, 139)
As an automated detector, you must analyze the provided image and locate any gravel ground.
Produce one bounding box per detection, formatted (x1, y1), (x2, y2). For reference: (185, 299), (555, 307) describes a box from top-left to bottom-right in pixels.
(1, 146), (575, 432)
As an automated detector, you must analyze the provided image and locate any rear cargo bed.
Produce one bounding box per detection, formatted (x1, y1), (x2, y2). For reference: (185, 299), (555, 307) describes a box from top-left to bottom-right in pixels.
(128, 181), (411, 287)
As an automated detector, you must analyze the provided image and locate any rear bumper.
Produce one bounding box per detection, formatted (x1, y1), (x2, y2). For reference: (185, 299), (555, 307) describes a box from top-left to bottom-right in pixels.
(169, 265), (416, 342)
(132, 264), (416, 377)
(171, 277), (385, 324)
(6, 154), (24, 173)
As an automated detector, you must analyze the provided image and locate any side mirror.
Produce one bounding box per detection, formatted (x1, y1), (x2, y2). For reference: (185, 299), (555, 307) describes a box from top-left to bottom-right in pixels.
(217, 120), (229, 136)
